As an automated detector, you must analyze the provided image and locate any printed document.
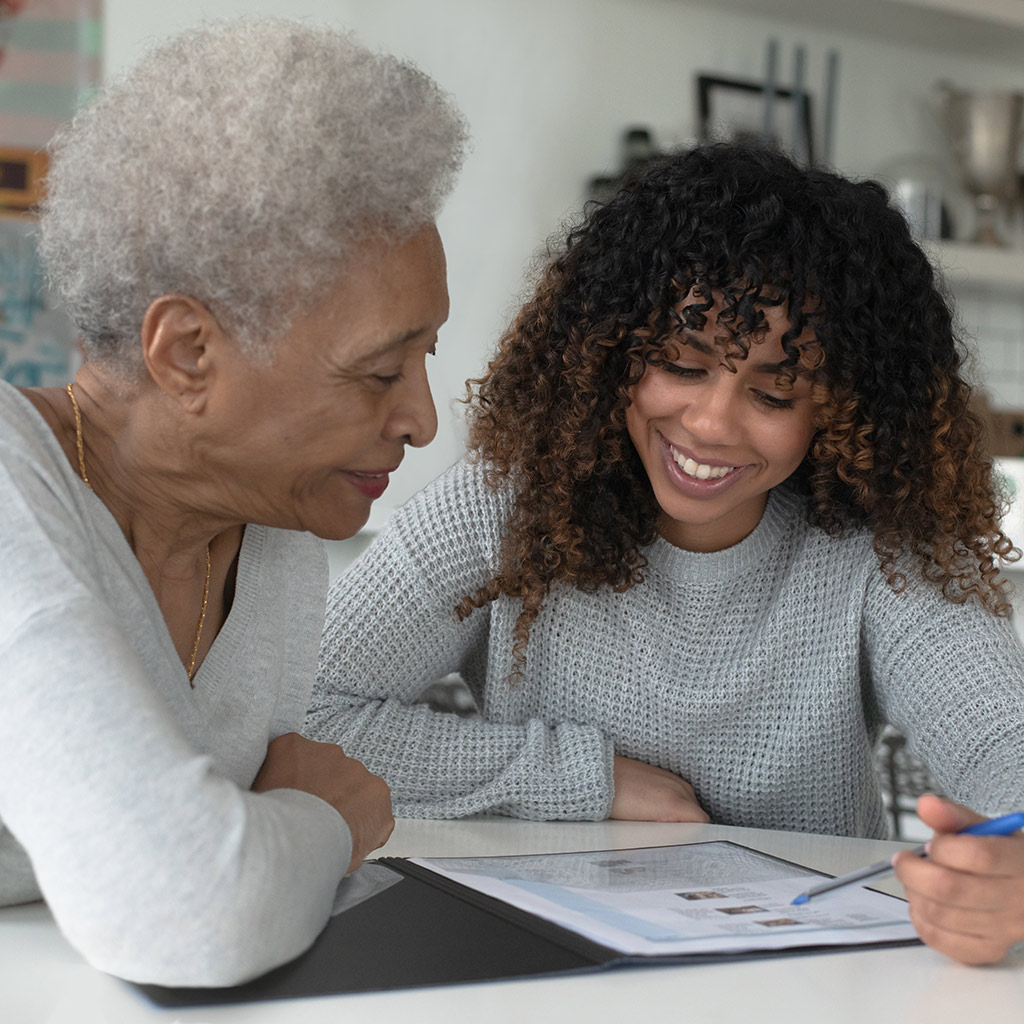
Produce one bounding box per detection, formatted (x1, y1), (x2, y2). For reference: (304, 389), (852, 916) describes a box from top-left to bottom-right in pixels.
(411, 841), (916, 956)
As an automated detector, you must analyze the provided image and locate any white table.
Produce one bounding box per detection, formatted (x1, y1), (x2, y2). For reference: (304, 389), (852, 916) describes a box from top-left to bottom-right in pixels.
(2, 818), (1022, 1024)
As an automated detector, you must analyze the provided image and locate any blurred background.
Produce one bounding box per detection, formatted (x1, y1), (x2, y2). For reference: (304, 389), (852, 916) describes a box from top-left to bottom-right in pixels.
(2, 0), (1023, 513)
(5, 0), (1024, 839)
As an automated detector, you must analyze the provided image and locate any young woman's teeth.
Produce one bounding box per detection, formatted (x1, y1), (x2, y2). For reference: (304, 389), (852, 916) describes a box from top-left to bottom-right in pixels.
(670, 447), (734, 480)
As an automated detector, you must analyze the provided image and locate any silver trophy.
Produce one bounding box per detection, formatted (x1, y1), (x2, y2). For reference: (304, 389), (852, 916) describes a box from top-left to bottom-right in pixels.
(935, 84), (1023, 246)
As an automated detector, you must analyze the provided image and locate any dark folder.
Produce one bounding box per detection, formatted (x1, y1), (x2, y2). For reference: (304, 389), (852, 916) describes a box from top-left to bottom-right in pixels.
(136, 843), (919, 1007)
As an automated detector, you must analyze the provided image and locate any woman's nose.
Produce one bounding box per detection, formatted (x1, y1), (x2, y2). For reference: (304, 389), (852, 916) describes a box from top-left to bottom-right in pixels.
(679, 376), (742, 446)
(386, 365), (438, 449)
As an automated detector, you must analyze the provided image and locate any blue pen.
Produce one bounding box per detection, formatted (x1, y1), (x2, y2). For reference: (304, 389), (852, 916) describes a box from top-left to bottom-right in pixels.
(791, 811), (1024, 905)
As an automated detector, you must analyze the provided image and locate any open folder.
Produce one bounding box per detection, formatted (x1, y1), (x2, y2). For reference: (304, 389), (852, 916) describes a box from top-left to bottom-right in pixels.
(137, 841), (920, 1007)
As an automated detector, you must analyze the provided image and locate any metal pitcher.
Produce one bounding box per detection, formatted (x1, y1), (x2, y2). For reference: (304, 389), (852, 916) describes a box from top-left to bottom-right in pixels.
(935, 83), (1023, 246)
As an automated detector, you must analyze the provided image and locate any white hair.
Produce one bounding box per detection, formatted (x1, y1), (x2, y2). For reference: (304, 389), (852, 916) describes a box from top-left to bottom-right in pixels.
(39, 17), (468, 370)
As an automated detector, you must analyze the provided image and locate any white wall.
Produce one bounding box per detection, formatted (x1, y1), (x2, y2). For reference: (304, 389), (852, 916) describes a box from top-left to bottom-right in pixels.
(103, 0), (1024, 509)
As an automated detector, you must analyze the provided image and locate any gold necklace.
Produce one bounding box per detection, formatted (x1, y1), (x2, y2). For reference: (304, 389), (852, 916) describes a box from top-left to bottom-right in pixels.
(66, 382), (90, 488)
(66, 382), (211, 684)
(186, 547), (212, 682)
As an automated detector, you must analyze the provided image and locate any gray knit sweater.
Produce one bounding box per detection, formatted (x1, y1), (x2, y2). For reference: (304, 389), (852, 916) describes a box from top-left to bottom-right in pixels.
(310, 458), (1024, 838)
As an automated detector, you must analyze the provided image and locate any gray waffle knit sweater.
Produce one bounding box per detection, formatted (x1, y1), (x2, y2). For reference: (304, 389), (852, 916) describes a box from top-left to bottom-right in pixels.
(310, 458), (1024, 838)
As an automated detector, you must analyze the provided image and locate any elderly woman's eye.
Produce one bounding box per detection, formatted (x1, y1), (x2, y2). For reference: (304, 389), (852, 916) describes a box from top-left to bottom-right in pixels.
(374, 372), (403, 386)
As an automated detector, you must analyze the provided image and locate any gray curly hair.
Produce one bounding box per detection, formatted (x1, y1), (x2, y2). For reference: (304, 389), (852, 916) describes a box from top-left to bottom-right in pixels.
(39, 17), (468, 370)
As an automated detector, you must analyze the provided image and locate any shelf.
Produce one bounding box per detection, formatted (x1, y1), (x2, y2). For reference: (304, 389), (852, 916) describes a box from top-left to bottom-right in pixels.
(926, 241), (1024, 292)
(893, 0), (1024, 31)
(686, 0), (1024, 60)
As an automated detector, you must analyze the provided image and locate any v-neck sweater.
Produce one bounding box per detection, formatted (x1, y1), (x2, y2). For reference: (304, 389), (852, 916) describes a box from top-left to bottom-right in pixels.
(0, 380), (349, 986)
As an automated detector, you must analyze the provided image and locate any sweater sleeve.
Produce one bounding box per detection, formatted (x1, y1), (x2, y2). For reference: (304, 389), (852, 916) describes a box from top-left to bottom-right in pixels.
(863, 571), (1024, 816)
(307, 462), (614, 821)
(0, 598), (351, 987)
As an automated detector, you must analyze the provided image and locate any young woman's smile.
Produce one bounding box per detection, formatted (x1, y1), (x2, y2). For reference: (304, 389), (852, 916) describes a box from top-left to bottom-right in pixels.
(626, 310), (819, 553)
(656, 435), (751, 497)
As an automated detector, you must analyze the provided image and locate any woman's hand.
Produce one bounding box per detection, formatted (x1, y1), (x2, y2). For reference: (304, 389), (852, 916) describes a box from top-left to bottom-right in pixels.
(610, 755), (710, 822)
(893, 793), (1024, 964)
(252, 733), (395, 874)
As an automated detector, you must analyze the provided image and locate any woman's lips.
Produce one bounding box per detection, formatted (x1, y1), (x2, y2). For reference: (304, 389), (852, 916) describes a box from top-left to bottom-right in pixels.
(660, 436), (746, 496)
(668, 442), (736, 479)
(343, 468), (395, 500)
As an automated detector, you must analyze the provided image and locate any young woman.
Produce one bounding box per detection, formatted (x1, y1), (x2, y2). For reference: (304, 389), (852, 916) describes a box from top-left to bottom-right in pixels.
(310, 143), (1024, 964)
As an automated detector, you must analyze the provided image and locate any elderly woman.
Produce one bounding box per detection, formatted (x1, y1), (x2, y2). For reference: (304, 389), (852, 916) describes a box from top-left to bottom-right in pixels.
(0, 18), (465, 986)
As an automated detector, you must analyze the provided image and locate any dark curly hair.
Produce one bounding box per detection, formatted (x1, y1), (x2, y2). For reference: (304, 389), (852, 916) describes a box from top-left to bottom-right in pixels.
(457, 142), (1017, 666)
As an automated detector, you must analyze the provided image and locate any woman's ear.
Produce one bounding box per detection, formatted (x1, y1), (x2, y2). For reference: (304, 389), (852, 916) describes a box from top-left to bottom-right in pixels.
(140, 294), (224, 412)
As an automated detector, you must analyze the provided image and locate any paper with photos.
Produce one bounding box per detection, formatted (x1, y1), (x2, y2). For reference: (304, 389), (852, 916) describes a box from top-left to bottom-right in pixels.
(410, 841), (916, 957)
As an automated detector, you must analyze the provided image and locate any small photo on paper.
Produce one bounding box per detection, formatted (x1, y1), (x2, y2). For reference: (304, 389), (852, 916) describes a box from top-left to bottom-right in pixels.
(676, 890), (727, 901)
(758, 918), (802, 927)
(716, 905), (767, 915)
